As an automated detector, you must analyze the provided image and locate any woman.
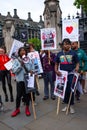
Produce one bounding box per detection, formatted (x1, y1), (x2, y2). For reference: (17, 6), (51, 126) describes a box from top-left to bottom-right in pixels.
(0, 46), (14, 102)
(11, 47), (34, 117)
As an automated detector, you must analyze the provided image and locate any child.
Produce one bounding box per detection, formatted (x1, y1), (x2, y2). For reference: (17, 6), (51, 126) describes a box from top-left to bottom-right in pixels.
(11, 47), (34, 117)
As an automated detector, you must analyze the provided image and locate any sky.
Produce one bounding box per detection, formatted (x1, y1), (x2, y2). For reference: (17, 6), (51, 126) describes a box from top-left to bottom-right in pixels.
(0, 0), (81, 22)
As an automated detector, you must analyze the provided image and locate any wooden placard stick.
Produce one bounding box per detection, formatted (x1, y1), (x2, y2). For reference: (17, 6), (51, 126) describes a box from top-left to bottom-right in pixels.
(57, 97), (60, 115)
(35, 75), (40, 89)
(31, 92), (36, 119)
(48, 50), (50, 64)
(66, 91), (72, 115)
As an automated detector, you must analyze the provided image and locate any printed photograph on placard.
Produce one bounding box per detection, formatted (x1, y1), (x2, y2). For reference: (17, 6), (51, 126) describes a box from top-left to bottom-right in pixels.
(54, 70), (68, 99)
(27, 51), (43, 74)
(41, 28), (56, 50)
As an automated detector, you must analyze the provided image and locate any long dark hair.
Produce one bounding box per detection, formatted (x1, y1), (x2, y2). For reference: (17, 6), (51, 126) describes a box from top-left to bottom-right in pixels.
(18, 47), (27, 58)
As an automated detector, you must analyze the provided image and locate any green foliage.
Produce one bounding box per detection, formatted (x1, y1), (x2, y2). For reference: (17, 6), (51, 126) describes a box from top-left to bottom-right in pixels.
(28, 38), (41, 52)
(74, 0), (87, 12)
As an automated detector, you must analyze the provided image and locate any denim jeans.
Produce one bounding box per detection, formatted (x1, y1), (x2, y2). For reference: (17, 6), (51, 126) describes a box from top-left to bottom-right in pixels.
(43, 71), (55, 97)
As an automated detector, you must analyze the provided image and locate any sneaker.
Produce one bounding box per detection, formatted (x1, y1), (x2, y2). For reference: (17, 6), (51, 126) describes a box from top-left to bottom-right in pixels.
(43, 96), (49, 100)
(51, 96), (56, 100)
(11, 108), (20, 117)
(70, 106), (75, 114)
(83, 89), (87, 94)
(36, 90), (40, 96)
(62, 106), (67, 112)
(76, 97), (80, 103)
(62, 100), (65, 104)
(0, 103), (4, 111)
(33, 102), (37, 106)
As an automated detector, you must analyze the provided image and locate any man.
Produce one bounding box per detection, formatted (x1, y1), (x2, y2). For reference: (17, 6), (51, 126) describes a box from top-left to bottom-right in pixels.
(71, 41), (87, 100)
(40, 50), (56, 100)
(55, 38), (79, 114)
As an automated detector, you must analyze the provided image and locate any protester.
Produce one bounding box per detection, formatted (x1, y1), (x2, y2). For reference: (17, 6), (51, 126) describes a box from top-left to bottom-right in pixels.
(55, 38), (79, 113)
(0, 46), (14, 102)
(11, 47), (34, 117)
(40, 50), (56, 100)
(71, 41), (87, 100)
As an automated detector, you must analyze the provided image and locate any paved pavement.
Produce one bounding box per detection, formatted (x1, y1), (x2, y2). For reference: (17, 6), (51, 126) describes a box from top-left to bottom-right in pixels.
(0, 78), (87, 130)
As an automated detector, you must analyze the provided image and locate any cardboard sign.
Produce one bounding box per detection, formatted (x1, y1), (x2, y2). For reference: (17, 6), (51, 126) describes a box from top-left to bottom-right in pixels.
(27, 51), (43, 74)
(4, 59), (13, 70)
(68, 72), (79, 92)
(54, 70), (68, 99)
(62, 19), (79, 42)
(9, 39), (24, 58)
(41, 28), (56, 50)
(24, 73), (35, 93)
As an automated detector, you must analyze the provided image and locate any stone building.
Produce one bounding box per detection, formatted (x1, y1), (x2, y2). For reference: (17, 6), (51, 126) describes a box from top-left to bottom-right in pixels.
(0, 9), (44, 53)
(0, 0), (87, 53)
(0, 0), (62, 53)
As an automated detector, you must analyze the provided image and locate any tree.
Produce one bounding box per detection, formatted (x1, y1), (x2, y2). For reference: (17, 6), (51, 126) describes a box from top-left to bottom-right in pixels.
(74, 0), (87, 12)
(28, 38), (41, 52)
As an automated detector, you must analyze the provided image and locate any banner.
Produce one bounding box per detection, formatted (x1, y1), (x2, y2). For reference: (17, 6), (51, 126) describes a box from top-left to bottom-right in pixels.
(62, 19), (79, 42)
(27, 51), (43, 74)
(9, 39), (24, 58)
(54, 70), (68, 99)
(41, 28), (56, 50)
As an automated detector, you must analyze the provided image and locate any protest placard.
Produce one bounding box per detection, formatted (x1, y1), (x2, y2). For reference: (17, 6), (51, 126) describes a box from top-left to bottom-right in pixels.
(27, 51), (43, 74)
(62, 19), (79, 42)
(54, 70), (68, 99)
(4, 59), (13, 70)
(9, 39), (24, 58)
(41, 28), (56, 50)
(24, 73), (35, 93)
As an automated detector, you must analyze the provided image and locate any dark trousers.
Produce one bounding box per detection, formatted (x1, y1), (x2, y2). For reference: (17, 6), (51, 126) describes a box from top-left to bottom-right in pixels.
(64, 74), (74, 105)
(0, 70), (13, 96)
(16, 81), (30, 108)
(43, 71), (55, 97)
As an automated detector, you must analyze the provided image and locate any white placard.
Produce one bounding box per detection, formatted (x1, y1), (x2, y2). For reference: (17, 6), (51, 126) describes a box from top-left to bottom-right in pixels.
(41, 28), (56, 50)
(62, 19), (79, 42)
(54, 70), (68, 99)
(4, 59), (13, 70)
(27, 74), (35, 88)
(27, 51), (43, 74)
(9, 39), (24, 58)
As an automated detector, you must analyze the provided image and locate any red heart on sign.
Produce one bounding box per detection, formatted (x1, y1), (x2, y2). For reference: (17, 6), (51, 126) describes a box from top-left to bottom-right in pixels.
(66, 26), (73, 34)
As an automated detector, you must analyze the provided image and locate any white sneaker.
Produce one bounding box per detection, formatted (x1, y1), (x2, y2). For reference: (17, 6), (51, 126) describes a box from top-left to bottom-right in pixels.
(33, 102), (37, 106)
(70, 106), (75, 114)
(83, 89), (87, 94)
(62, 106), (67, 112)
(0, 103), (4, 111)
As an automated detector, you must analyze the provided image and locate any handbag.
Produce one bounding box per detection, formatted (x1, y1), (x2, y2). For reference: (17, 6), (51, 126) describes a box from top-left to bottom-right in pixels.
(24, 73), (36, 93)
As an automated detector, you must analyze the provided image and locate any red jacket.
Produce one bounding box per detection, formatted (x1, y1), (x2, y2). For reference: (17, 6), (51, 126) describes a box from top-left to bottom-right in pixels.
(0, 54), (10, 70)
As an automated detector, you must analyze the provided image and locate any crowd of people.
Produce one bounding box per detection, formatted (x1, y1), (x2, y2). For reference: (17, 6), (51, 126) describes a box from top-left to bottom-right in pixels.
(0, 38), (87, 116)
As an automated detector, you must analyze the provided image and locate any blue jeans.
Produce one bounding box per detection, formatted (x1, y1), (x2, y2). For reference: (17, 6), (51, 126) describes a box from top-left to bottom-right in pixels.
(43, 71), (55, 97)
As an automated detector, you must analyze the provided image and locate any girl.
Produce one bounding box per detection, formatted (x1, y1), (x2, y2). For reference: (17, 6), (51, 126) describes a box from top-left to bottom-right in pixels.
(11, 47), (34, 117)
